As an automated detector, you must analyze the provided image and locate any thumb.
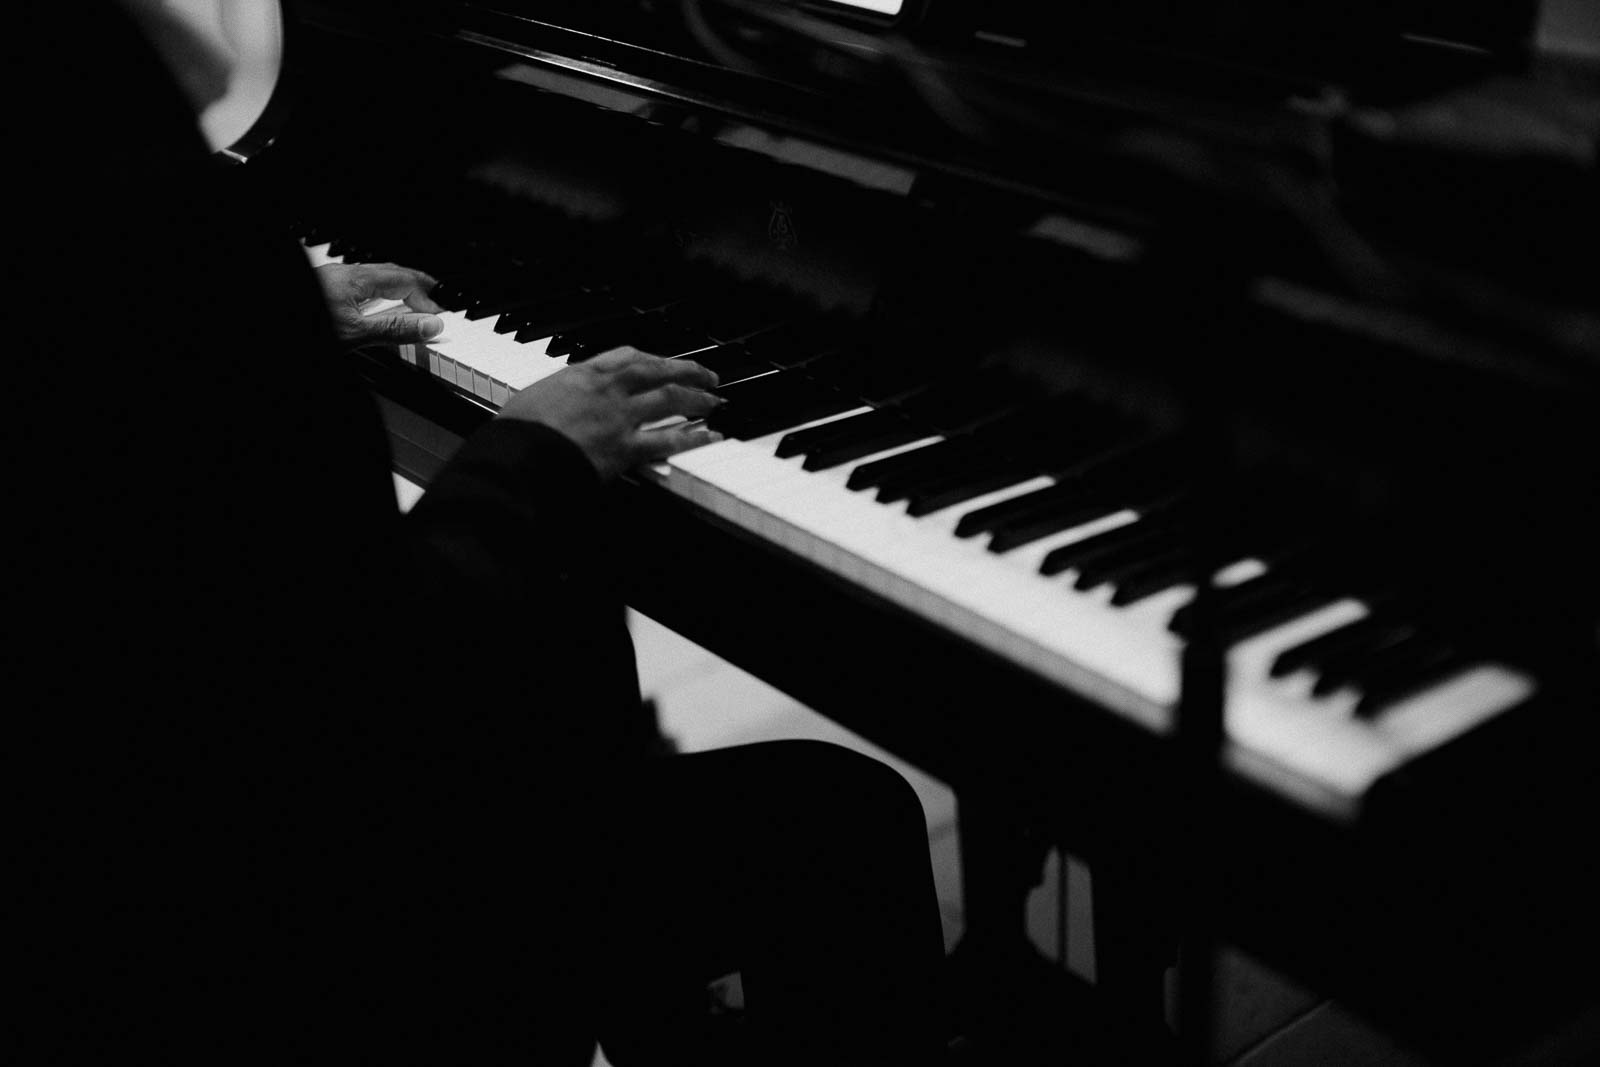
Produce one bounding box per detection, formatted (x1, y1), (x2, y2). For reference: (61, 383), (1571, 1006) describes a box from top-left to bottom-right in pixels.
(362, 311), (444, 344)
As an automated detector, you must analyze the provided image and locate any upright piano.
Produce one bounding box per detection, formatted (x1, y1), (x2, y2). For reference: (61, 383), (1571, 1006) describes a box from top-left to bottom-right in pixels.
(244, 0), (1599, 1059)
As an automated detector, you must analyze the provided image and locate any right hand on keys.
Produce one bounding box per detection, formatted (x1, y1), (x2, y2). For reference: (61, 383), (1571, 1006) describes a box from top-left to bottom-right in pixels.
(498, 346), (724, 480)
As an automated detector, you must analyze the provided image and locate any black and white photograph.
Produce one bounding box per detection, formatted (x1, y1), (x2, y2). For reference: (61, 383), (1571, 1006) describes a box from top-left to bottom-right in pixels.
(16, 1), (1600, 1063)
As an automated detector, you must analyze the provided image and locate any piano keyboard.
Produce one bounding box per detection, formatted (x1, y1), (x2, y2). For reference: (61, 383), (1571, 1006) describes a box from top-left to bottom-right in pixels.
(666, 425), (1533, 819)
(306, 238), (1536, 823)
(309, 241), (590, 403)
(305, 226), (789, 406)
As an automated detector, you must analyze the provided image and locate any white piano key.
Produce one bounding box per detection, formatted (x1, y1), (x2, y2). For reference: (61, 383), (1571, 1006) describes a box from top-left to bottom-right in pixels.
(1375, 666), (1532, 756)
(420, 315), (564, 398)
(1215, 557), (1268, 587)
(666, 421), (1538, 821)
(359, 297), (407, 317)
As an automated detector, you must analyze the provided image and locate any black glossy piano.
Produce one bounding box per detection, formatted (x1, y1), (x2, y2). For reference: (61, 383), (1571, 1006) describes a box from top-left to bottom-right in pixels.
(246, 1), (1600, 1060)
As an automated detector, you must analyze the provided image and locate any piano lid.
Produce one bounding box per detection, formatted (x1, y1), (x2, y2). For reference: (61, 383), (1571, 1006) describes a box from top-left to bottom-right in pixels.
(286, 1), (1597, 388)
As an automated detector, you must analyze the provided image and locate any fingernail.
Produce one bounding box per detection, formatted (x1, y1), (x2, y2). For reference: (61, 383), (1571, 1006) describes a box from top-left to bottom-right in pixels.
(420, 316), (444, 339)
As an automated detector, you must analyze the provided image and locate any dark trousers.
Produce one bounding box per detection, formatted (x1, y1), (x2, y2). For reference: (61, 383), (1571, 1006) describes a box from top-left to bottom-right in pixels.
(583, 740), (948, 1067)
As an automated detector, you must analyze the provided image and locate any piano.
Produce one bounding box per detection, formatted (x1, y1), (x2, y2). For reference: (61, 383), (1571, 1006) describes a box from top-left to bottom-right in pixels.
(247, 0), (1600, 1059)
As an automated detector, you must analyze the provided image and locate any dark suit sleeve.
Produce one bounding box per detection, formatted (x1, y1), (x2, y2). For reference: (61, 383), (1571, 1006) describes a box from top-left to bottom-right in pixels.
(19, 6), (636, 1060)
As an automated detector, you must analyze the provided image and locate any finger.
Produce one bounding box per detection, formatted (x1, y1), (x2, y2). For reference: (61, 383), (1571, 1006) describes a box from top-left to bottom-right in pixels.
(582, 345), (657, 373)
(354, 310), (445, 344)
(349, 263), (443, 312)
(401, 285), (445, 315)
(614, 354), (720, 393)
(631, 383), (723, 424)
(631, 423), (725, 464)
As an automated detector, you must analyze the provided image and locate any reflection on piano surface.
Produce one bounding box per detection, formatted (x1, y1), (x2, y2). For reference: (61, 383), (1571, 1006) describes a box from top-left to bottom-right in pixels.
(258, 0), (1598, 1059)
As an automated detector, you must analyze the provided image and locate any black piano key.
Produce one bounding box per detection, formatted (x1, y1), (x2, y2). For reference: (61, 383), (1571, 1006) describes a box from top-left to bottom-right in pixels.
(1305, 627), (1433, 700)
(484, 284), (593, 327)
(492, 311), (526, 335)
(1107, 549), (1199, 606)
(704, 301), (796, 342)
(775, 408), (899, 459)
(705, 374), (858, 440)
(1352, 647), (1472, 719)
(878, 449), (1022, 506)
(985, 477), (1183, 554)
(1215, 585), (1340, 646)
(1073, 529), (1185, 590)
(736, 395), (862, 440)
(776, 411), (863, 459)
(779, 407), (930, 469)
(1168, 572), (1275, 632)
(494, 295), (561, 334)
(743, 317), (854, 367)
(853, 393), (1079, 497)
(804, 424), (932, 472)
(674, 274), (751, 312)
(1269, 617), (1406, 679)
(629, 321), (715, 359)
(707, 368), (810, 409)
(466, 283), (567, 323)
(464, 296), (518, 321)
(513, 320), (552, 344)
(1216, 524), (1307, 577)
(1040, 519), (1163, 577)
(847, 437), (980, 492)
(1169, 571), (1331, 640)
(463, 268), (579, 320)
(905, 467), (1044, 518)
(638, 333), (713, 360)
(987, 498), (1128, 553)
(428, 283), (471, 312)
(685, 344), (777, 386)
(548, 312), (647, 356)
(1308, 625), (1418, 697)
(513, 294), (630, 344)
(1346, 631), (1454, 690)
(957, 482), (1080, 539)
(878, 409), (1105, 505)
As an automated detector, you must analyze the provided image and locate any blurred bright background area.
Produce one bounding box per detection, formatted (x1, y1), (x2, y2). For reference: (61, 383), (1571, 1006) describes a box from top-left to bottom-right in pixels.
(163, 0), (284, 151)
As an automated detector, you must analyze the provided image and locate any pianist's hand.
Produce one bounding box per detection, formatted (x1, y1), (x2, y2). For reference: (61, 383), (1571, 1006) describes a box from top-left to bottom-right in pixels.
(498, 346), (723, 480)
(315, 262), (445, 346)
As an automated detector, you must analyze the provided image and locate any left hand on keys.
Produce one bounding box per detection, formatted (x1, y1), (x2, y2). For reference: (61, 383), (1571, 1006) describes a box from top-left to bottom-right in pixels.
(315, 262), (445, 346)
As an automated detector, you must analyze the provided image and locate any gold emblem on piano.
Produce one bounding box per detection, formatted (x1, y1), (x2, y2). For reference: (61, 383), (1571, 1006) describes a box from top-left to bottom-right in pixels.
(768, 200), (798, 251)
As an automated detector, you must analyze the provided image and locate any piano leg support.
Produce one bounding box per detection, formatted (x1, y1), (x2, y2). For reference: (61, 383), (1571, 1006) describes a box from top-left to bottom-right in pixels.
(949, 798), (1182, 1062)
(955, 796), (1052, 956)
(940, 799), (1184, 1062)
(946, 796), (1069, 1056)
(1091, 856), (1181, 1036)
